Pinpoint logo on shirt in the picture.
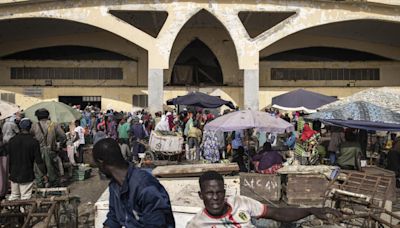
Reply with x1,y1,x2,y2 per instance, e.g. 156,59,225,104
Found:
237,210,250,222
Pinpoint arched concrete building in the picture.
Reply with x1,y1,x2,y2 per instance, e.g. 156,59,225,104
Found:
0,0,400,113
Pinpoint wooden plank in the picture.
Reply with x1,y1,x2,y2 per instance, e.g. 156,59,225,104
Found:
152,163,239,177
240,173,281,202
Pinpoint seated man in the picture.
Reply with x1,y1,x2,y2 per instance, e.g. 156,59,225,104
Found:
252,142,284,174
337,131,362,170
187,171,341,227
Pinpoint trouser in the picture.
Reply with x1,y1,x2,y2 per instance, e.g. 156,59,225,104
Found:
187,138,200,160
34,147,59,187
56,156,64,176
76,144,84,164
119,143,131,161
131,140,144,161
0,155,8,198
9,181,34,200
67,145,76,165
329,151,337,165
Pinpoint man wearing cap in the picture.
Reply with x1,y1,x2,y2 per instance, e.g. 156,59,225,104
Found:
31,108,66,187
8,118,47,200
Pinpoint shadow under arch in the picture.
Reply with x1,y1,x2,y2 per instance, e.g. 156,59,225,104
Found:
1,45,137,61
170,38,223,86
260,47,394,61
167,9,240,87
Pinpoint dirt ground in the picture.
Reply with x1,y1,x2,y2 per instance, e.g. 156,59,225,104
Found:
68,168,109,228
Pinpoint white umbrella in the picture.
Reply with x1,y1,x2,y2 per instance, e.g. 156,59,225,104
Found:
0,100,19,120
204,110,294,133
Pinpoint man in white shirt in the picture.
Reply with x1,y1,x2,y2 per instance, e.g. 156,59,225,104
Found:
74,120,85,163
187,171,341,227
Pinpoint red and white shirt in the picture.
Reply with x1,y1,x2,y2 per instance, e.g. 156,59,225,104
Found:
186,195,268,228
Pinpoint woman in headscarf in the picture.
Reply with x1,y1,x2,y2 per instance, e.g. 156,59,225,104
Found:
106,115,118,140
155,115,170,131
252,142,284,174
301,123,317,142
201,131,220,163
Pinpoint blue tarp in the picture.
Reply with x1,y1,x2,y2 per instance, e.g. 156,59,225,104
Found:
166,92,235,109
320,119,400,132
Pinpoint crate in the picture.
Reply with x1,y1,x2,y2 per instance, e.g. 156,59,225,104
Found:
283,174,329,206
240,173,281,203
72,167,92,181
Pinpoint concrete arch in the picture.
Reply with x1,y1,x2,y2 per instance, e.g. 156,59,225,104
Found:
0,30,146,61
259,19,400,60
165,10,241,86
159,8,241,70
260,35,400,61
0,9,154,51
255,10,400,52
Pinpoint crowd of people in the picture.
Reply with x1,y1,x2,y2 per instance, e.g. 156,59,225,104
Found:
92,138,341,227
2,102,399,203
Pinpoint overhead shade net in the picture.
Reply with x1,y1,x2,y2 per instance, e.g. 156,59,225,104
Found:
166,92,235,109
308,101,400,131
205,110,294,133
272,89,338,113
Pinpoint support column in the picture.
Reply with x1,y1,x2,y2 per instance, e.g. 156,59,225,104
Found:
148,68,163,114
243,69,259,110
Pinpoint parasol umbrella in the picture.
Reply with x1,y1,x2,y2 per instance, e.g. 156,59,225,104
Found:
272,89,338,113
167,91,235,109
0,100,20,120
24,101,82,123
308,101,400,131
204,110,294,133
320,87,400,113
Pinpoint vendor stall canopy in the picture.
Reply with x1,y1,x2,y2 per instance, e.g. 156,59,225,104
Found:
166,91,235,109
205,110,294,133
320,87,400,112
309,88,400,131
271,89,338,113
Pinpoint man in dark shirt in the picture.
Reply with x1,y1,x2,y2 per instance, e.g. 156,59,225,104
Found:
8,118,47,200
129,116,147,162
93,138,175,228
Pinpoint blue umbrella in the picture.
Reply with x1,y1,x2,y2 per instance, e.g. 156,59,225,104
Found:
166,91,235,109
272,89,337,113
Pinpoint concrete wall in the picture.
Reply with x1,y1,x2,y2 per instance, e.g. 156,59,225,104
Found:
0,0,399,112
260,61,400,87
0,86,149,112
2,84,393,112
0,60,139,86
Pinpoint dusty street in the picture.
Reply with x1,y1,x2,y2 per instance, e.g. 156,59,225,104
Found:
68,168,108,228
